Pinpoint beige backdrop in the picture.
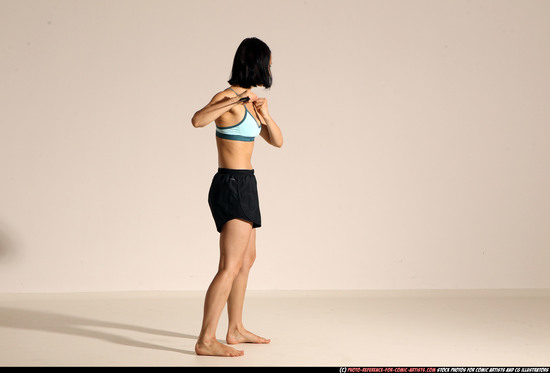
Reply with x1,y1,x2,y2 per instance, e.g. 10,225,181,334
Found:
1,0,549,292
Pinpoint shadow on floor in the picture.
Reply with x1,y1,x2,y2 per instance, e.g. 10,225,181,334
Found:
0,306,198,356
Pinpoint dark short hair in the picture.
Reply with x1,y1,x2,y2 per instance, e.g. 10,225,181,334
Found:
228,37,272,89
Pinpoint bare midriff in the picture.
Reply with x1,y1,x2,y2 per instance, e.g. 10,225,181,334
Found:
216,136,255,170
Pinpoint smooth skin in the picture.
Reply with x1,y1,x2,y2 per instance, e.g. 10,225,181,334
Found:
191,72,283,357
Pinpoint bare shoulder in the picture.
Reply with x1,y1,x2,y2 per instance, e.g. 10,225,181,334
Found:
210,88,236,104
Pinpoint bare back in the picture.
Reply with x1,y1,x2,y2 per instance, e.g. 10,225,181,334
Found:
215,88,263,169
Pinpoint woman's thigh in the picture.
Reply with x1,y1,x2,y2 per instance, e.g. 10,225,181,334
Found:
218,219,254,271
244,228,256,266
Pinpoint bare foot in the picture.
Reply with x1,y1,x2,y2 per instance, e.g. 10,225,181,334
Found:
195,339,244,357
226,327,271,345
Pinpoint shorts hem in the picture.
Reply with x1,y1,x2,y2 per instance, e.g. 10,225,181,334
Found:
217,219,261,233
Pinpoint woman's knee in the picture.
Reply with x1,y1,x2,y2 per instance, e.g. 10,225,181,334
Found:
243,252,256,270
218,262,244,282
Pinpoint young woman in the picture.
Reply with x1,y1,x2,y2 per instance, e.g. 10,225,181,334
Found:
191,37,283,357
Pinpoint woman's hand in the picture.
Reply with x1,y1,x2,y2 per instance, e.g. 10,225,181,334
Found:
253,98,270,119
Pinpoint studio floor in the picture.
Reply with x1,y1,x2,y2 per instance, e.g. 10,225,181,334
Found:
0,289,549,367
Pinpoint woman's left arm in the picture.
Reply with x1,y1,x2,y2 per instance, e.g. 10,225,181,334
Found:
254,98,283,148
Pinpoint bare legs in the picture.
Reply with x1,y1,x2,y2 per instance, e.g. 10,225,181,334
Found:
226,228,271,345
195,219,269,357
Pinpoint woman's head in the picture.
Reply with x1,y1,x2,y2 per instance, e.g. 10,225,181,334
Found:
228,37,272,89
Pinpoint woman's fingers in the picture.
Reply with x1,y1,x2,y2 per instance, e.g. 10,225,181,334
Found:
253,98,269,118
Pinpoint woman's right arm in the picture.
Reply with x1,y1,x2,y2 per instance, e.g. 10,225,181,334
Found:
191,90,250,128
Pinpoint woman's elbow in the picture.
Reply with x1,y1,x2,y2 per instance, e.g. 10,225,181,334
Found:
191,113,201,128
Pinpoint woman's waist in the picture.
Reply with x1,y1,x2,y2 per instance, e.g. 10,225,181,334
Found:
216,139,253,168
217,167,254,175
217,159,254,170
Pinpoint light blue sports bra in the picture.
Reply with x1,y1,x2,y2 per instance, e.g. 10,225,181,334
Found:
215,87,262,142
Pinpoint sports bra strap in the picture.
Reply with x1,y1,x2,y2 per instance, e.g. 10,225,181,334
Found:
228,87,265,125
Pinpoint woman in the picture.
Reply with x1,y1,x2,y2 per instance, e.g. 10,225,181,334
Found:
191,37,283,357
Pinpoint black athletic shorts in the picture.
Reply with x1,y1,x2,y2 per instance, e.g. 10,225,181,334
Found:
208,168,262,233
